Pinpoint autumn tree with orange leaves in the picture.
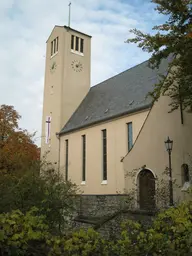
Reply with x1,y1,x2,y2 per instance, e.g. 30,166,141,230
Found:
0,105,78,235
0,105,39,172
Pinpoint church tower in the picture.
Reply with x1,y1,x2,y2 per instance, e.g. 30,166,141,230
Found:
41,26,91,166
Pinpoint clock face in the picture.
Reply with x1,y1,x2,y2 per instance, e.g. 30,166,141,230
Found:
71,60,83,72
50,61,57,73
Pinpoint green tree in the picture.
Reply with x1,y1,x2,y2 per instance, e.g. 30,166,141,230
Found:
112,200,192,255
0,209,107,256
0,167,79,235
0,208,49,256
1,200,191,255
127,0,192,111
0,105,79,236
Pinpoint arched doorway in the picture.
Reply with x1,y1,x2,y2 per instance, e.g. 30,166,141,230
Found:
138,169,156,210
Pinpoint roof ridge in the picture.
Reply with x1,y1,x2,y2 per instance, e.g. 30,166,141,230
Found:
91,58,150,89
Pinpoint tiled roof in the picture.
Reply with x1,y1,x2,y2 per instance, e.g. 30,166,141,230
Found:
60,57,170,134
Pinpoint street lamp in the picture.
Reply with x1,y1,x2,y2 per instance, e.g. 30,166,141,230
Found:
164,136,174,206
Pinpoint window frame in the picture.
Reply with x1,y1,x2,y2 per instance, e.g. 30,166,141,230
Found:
56,36,59,52
102,129,107,182
70,34,84,56
75,36,79,51
51,37,59,57
51,41,53,56
65,139,69,181
82,135,86,182
127,122,133,152
53,39,56,53
181,164,190,184
80,38,84,53
71,35,74,50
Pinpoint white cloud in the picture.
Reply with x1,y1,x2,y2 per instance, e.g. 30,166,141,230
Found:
0,0,164,146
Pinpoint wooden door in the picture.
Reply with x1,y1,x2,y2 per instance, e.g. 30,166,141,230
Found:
139,169,155,210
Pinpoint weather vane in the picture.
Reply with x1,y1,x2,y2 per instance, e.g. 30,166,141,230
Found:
68,1,71,27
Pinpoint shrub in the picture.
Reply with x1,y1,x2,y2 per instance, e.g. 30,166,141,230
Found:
114,200,192,255
0,198,191,255
0,207,49,255
0,167,79,235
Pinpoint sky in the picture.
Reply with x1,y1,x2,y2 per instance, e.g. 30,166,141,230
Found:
0,0,165,146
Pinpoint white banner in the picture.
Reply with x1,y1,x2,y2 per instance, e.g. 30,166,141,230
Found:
45,116,51,144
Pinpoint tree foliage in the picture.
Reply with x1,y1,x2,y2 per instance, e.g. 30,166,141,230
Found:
0,208,49,256
127,0,192,111
0,105,40,171
0,167,79,235
1,200,192,255
0,104,79,238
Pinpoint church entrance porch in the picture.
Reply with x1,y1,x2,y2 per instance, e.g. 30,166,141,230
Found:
138,169,156,210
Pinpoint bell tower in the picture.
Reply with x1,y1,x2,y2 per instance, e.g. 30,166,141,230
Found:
41,25,91,166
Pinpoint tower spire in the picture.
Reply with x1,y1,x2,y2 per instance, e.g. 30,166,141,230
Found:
68,1,71,27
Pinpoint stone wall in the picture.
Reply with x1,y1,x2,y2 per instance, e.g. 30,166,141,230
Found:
72,194,155,238
79,194,131,216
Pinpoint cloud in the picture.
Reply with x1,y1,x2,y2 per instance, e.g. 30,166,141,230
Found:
0,0,164,146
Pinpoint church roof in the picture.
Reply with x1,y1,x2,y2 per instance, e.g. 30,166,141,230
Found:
60,57,170,135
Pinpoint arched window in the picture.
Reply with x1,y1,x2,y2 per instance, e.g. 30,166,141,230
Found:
181,164,190,185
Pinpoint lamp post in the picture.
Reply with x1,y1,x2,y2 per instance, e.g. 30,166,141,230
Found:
164,136,174,206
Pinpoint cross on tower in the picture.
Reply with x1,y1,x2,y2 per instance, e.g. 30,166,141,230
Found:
68,2,71,27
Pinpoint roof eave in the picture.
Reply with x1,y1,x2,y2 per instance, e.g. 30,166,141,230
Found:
59,103,152,136
46,25,92,43
46,25,63,43
64,26,92,38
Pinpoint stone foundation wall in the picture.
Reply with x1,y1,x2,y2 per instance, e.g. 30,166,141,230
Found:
78,194,131,216
71,194,155,238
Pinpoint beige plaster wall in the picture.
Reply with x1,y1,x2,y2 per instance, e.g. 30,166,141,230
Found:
41,26,91,165
60,110,149,194
123,94,192,204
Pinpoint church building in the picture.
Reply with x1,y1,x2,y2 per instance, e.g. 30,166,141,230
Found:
41,25,192,209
